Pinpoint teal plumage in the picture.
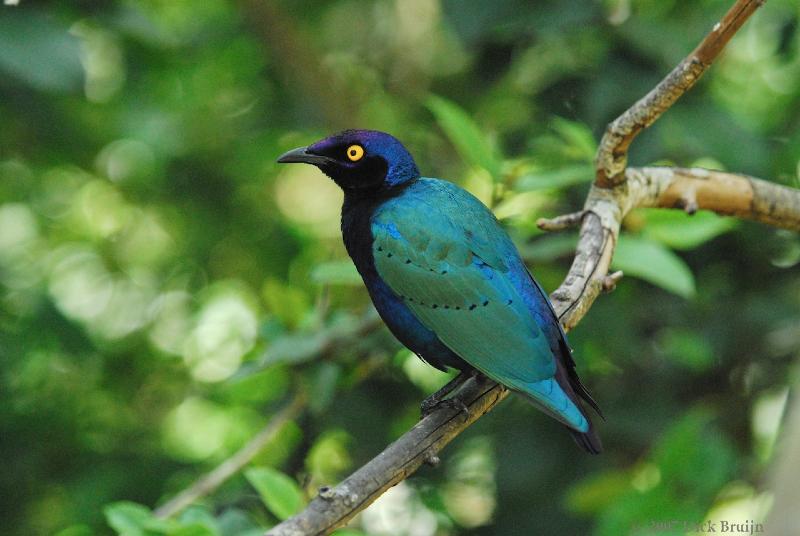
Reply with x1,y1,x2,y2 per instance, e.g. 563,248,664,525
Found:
372,178,589,432
278,129,602,453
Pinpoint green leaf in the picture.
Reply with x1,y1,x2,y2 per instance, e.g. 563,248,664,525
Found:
426,95,502,179
594,410,737,536
215,508,262,536
657,328,715,371
261,332,328,366
306,429,352,483
550,117,597,161
652,409,736,499
519,234,578,263
257,314,366,368
565,469,631,515
251,420,303,468
245,467,305,520
308,361,341,414
638,209,737,250
172,506,219,536
515,164,594,191
55,525,94,536
310,260,362,286
104,501,172,535
222,366,290,404
104,502,151,535
768,230,800,268
169,525,217,536
262,279,310,328
0,11,83,92
611,236,695,298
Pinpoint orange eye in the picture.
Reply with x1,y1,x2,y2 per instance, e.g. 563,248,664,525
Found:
346,144,364,162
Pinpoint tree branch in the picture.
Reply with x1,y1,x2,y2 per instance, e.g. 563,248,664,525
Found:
266,167,800,536
546,166,800,331
266,2,779,534
594,0,765,188
628,167,800,231
152,310,383,518
154,393,307,519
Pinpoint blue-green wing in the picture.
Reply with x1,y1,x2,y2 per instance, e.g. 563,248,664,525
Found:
372,179,588,431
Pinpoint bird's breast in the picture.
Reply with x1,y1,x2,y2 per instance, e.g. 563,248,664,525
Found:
341,196,381,280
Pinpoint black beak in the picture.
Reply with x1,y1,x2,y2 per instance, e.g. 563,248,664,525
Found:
276,146,333,165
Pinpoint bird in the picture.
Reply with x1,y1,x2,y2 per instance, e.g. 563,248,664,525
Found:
277,129,602,453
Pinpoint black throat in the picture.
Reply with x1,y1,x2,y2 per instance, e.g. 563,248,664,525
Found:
340,180,416,280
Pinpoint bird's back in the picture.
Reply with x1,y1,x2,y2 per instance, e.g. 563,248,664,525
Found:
370,178,601,452
279,129,601,452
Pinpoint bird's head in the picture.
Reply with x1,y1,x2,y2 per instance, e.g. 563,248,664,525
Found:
277,130,420,192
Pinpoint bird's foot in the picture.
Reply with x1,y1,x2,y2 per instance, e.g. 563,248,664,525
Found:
420,395,470,420
419,370,471,419
469,368,488,383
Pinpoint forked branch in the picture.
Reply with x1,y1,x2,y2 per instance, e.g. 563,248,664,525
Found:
266,2,779,534
154,394,307,520
268,169,800,536
594,0,765,188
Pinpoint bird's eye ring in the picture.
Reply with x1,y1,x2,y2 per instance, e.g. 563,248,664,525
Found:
346,144,364,162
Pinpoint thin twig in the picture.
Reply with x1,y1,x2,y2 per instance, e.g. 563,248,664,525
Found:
594,0,766,188
536,210,586,231
155,393,307,519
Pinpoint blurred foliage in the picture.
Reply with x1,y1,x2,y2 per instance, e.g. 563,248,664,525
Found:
1,0,799,535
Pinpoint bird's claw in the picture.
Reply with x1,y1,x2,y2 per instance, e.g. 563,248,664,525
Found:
420,396,470,420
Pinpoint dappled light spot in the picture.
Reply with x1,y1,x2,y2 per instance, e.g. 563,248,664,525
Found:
400,349,454,393
148,291,193,356
48,246,114,323
703,483,773,535
72,22,126,103
274,165,342,238
96,139,156,183
162,397,231,461
361,481,439,536
630,463,661,493
0,203,38,255
182,287,258,382
76,180,132,238
751,388,789,463
442,436,497,528
47,244,159,340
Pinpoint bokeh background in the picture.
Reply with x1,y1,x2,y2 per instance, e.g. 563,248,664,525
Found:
2,1,800,535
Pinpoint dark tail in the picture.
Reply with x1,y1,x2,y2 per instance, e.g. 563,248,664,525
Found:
569,420,603,454
554,340,604,455
527,276,603,453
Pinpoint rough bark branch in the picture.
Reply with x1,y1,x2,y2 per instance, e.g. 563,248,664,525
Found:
266,168,800,536
546,166,800,331
270,379,509,536
594,0,765,188
266,2,780,534
154,393,307,519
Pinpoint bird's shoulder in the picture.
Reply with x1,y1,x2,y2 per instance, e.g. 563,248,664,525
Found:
376,177,493,219
372,178,513,270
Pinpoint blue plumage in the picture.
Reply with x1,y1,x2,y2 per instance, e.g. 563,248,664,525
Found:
278,129,602,453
